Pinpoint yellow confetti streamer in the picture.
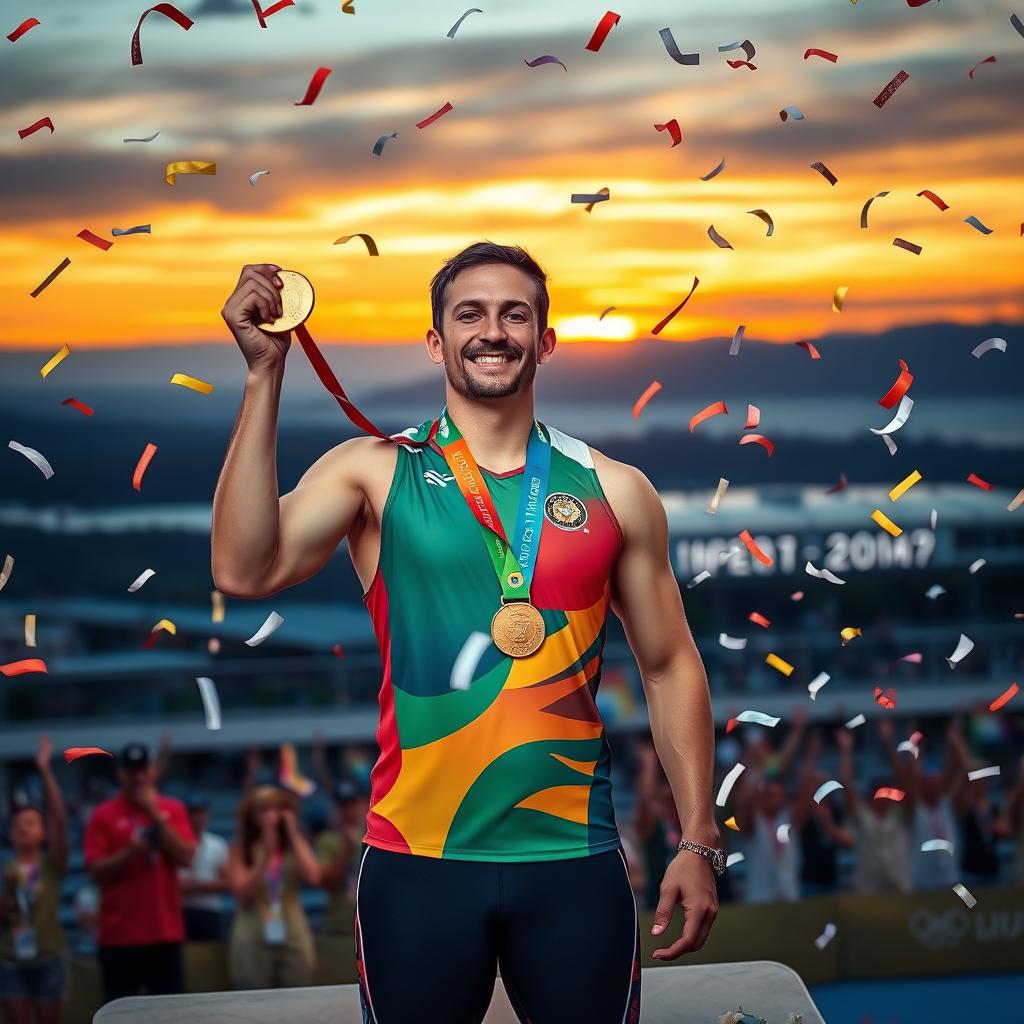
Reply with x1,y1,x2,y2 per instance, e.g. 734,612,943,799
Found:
832,285,848,312
724,816,740,831
25,613,37,647
888,469,922,502
334,232,379,255
165,160,217,186
840,626,862,646
211,589,225,623
151,618,177,635
39,343,70,378
170,372,214,395
765,652,794,676
871,508,903,536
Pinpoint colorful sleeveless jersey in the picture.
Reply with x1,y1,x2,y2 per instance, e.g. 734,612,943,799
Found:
360,416,626,862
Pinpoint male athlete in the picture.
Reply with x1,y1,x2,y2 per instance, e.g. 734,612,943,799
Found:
212,242,722,1023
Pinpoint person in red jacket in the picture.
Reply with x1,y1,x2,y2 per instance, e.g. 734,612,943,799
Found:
84,743,195,1003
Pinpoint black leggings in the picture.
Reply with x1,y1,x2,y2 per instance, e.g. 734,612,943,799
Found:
353,843,641,1024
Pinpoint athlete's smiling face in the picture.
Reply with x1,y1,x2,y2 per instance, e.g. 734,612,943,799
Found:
426,263,556,399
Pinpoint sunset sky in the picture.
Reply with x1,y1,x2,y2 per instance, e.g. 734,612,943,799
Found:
3,0,1021,350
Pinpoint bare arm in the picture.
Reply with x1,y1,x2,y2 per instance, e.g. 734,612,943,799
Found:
228,842,268,906
282,812,322,887
35,736,68,874
599,455,719,850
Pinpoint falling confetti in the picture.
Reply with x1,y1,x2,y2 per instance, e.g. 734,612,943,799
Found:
806,561,846,585
334,233,379,256
871,509,903,537
446,8,483,38
19,116,55,140
195,677,222,730
165,161,216,185
39,343,71,378
971,337,1006,358
689,400,728,433
9,441,54,479
246,610,284,646
716,762,746,806
765,653,794,676
706,478,729,514
946,634,974,669
659,27,698,64
30,258,72,297
810,161,838,186
832,285,848,312
813,780,843,804
651,277,699,335
779,106,804,122
65,748,113,763
132,442,158,490
249,170,271,186
7,17,41,42
654,119,683,147
131,4,194,67
700,157,726,181
170,372,214,395
372,132,398,156
127,569,156,593
524,55,567,72
416,102,454,129
632,381,662,419
586,11,621,52
873,69,910,108
889,470,922,501
295,67,332,105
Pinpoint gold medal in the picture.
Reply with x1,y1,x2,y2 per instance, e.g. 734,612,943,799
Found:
490,600,545,658
258,269,315,334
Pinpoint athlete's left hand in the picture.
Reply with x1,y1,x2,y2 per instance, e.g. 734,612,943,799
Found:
649,852,718,960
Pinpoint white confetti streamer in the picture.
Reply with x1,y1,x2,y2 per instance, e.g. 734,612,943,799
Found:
952,883,977,909
845,713,866,729
968,559,986,574
970,337,1006,358
686,570,712,589
729,325,745,356
707,477,729,514
925,584,946,599
967,765,999,781
814,923,837,950
930,508,938,529
0,554,13,593
870,394,914,436
881,435,898,456
245,610,284,647
736,710,780,727
719,633,748,650
123,130,160,143
127,568,156,593
921,839,954,855
249,169,271,186
808,671,830,699
8,440,54,479
806,560,846,585
897,738,920,758
716,762,745,806
450,631,491,691
726,852,745,867
813,779,843,804
195,676,222,730
946,633,974,669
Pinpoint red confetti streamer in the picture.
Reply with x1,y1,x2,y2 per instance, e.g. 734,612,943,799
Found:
1,658,48,676
906,0,936,6
416,101,454,129
795,340,821,359
77,229,113,251
632,380,662,420
966,473,992,491
803,48,838,63
917,189,949,211
739,434,775,457
749,612,771,628
874,686,897,709
250,0,294,29
790,591,804,601
18,116,55,140
131,4,194,67
873,787,905,802
989,682,1019,712
726,59,756,70
878,358,912,409
295,66,332,105
585,11,620,52
133,442,158,491
968,55,996,80
725,718,740,733
893,237,922,255
65,747,113,763
62,397,95,416
745,404,760,430
810,161,837,186
873,69,910,108
739,530,773,566
825,472,848,494
654,119,682,147
651,276,699,335
7,17,41,42
689,400,728,433
331,643,346,660
30,258,71,298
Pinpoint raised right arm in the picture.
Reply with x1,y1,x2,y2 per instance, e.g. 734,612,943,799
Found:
210,263,380,599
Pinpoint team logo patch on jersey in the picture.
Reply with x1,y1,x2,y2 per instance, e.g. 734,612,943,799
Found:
544,492,588,531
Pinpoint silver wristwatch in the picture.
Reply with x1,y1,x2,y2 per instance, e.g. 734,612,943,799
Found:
676,838,726,876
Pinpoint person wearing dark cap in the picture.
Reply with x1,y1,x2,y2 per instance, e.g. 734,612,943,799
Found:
178,795,230,942
83,742,195,1003
315,779,369,936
